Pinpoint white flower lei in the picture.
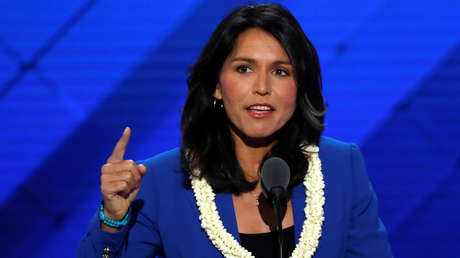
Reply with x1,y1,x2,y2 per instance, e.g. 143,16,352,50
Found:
190,145,325,258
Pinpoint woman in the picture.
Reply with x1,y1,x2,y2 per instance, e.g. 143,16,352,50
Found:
78,3,392,258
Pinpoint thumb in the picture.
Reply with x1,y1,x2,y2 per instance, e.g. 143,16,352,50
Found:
137,164,147,176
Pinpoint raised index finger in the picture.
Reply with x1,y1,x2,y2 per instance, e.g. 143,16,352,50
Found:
107,127,131,163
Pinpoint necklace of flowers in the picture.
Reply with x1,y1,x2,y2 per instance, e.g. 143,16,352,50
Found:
190,145,325,258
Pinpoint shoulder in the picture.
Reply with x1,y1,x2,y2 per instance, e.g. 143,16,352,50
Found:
318,136,360,168
316,136,366,198
319,135,358,154
137,147,185,194
317,136,373,211
140,147,181,170
318,136,367,178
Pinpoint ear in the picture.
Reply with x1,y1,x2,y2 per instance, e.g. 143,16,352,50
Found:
213,83,223,100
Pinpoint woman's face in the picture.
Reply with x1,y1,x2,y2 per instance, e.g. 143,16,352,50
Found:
215,28,297,140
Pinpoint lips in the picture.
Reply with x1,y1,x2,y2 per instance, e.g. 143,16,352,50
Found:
246,103,275,111
246,103,275,118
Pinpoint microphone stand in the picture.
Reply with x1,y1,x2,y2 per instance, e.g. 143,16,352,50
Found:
271,187,285,258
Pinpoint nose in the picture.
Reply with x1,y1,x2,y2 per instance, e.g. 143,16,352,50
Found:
253,72,271,96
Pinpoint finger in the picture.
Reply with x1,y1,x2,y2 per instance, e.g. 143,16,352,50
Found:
107,127,131,163
101,170,139,187
100,161,142,191
101,180,129,197
101,173,141,197
103,180,136,199
137,164,147,176
102,160,138,175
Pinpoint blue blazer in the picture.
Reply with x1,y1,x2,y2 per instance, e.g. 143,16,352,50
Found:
78,136,392,257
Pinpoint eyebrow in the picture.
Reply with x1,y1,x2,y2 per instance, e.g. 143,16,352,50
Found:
230,57,292,65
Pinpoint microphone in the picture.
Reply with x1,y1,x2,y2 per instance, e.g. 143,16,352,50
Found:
261,157,290,203
260,157,290,258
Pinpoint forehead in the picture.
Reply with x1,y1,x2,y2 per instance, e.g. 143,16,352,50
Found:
228,28,290,61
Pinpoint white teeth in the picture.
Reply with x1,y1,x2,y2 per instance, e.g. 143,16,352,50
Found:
248,105,271,111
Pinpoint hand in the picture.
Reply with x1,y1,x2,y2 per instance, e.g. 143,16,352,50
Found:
100,127,147,226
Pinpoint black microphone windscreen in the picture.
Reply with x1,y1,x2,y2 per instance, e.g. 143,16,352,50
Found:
260,157,290,198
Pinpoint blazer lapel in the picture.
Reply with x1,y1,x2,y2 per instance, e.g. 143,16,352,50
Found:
292,183,306,244
186,185,240,243
215,192,240,242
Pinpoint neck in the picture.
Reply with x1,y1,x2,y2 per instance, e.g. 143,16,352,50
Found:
230,125,276,182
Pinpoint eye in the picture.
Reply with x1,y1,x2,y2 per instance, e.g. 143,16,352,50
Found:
273,68,289,76
236,65,252,73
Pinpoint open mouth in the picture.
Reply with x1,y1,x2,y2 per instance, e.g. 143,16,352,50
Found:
246,104,275,111
246,104,275,118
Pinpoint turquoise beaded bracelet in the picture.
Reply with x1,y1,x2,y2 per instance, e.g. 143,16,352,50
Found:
99,203,130,228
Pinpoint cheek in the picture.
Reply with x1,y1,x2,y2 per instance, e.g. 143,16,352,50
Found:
284,97,297,121
280,85,297,111
287,89,297,106
219,77,246,103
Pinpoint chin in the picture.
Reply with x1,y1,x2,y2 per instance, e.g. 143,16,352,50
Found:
245,130,273,138
230,122,280,144
241,128,278,141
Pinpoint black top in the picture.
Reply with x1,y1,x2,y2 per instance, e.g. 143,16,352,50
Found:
239,226,295,258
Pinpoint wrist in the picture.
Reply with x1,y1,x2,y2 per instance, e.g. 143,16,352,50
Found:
103,208,127,221
99,202,130,228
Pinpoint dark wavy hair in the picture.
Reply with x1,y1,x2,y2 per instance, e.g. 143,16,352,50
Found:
180,3,326,194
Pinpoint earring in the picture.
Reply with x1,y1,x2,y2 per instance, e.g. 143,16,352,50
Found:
212,98,224,110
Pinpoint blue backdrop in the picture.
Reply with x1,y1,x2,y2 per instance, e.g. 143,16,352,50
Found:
1,0,459,257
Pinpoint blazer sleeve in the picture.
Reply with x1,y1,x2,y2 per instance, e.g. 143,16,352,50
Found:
345,143,393,258
77,200,162,257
